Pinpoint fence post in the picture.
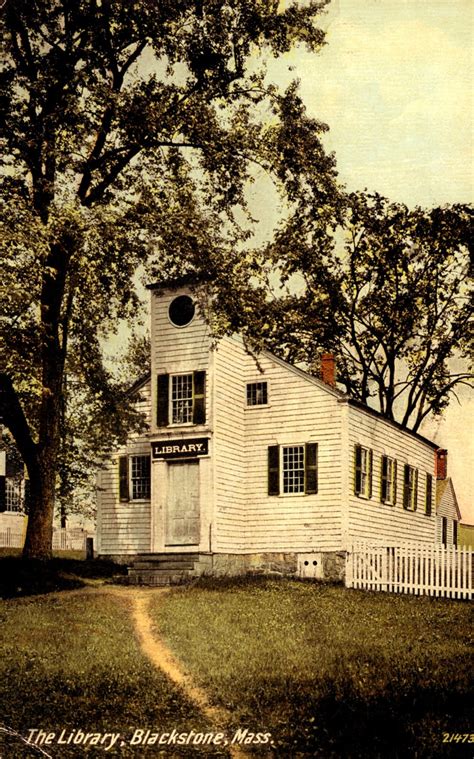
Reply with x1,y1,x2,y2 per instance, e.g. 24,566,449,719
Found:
86,537,94,560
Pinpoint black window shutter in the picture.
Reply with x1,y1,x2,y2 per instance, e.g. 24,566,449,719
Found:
381,455,388,502
393,460,397,505
305,443,318,495
268,446,280,496
0,475,5,512
426,474,432,516
453,520,458,546
354,445,362,495
403,465,410,509
157,374,169,427
413,468,418,511
119,456,129,502
193,371,206,425
368,449,373,498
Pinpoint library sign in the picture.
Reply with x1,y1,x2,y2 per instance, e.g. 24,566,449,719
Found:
151,437,209,460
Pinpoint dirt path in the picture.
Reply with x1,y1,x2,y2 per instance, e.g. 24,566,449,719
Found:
130,589,251,759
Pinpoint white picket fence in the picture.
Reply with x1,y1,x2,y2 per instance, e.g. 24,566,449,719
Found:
0,527,88,551
346,541,473,600
0,527,25,548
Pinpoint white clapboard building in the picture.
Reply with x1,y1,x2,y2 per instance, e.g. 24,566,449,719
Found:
96,280,460,582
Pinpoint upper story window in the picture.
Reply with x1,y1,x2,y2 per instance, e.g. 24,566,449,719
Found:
354,445,373,498
168,295,195,327
403,464,418,511
268,443,318,496
381,455,397,505
171,373,194,424
246,382,268,407
425,473,433,516
119,455,151,502
157,372,206,427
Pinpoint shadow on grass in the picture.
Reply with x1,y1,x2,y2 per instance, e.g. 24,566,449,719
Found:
254,679,472,758
0,556,127,599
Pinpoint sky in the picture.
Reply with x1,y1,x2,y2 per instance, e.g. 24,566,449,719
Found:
267,0,473,520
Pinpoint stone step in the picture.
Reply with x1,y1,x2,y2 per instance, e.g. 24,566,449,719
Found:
132,560,196,571
135,552,200,562
127,569,195,586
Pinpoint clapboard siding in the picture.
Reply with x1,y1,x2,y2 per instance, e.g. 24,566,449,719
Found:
436,479,460,544
215,340,344,553
213,337,247,551
96,381,152,555
150,289,211,433
346,404,437,544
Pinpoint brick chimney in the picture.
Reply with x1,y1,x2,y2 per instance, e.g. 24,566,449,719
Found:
321,353,336,387
435,449,448,480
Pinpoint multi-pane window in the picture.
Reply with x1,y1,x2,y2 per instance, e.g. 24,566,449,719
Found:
5,479,22,511
403,465,418,511
246,382,268,406
171,374,194,424
130,456,151,500
282,445,305,494
381,455,397,505
354,445,373,498
425,473,433,516
268,443,317,496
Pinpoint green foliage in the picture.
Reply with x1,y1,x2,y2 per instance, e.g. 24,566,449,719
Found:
0,0,339,551
260,191,473,430
152,578,473,757
0,593,217,757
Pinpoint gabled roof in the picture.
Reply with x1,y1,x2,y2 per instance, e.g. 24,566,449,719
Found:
436,477,462,521
126,373,151,397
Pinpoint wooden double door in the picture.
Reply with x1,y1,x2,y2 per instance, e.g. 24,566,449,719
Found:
165,461,200,546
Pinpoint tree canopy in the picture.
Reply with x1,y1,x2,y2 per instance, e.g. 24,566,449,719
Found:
256,191,473,431
0,0,339,557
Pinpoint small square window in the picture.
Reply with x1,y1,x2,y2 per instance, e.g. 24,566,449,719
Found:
246,382,268,406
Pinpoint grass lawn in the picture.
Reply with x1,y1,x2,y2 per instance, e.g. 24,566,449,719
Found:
0,591,228,758
151,578,473,758
0,552,127,598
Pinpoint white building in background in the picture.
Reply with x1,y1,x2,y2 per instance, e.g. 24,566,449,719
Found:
96,279,460,583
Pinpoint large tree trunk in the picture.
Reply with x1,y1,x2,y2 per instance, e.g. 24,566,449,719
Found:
22,455,56,559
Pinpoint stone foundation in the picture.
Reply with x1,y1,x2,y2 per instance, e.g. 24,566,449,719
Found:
97,550,346,583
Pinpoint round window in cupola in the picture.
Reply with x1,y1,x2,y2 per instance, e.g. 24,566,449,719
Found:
168,295,195,327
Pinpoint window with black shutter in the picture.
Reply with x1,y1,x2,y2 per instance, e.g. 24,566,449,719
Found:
381,455,396,505
403,465,418,511
453,520,458,546
268,444,318,496
354,444,373,498
158,372,206,426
